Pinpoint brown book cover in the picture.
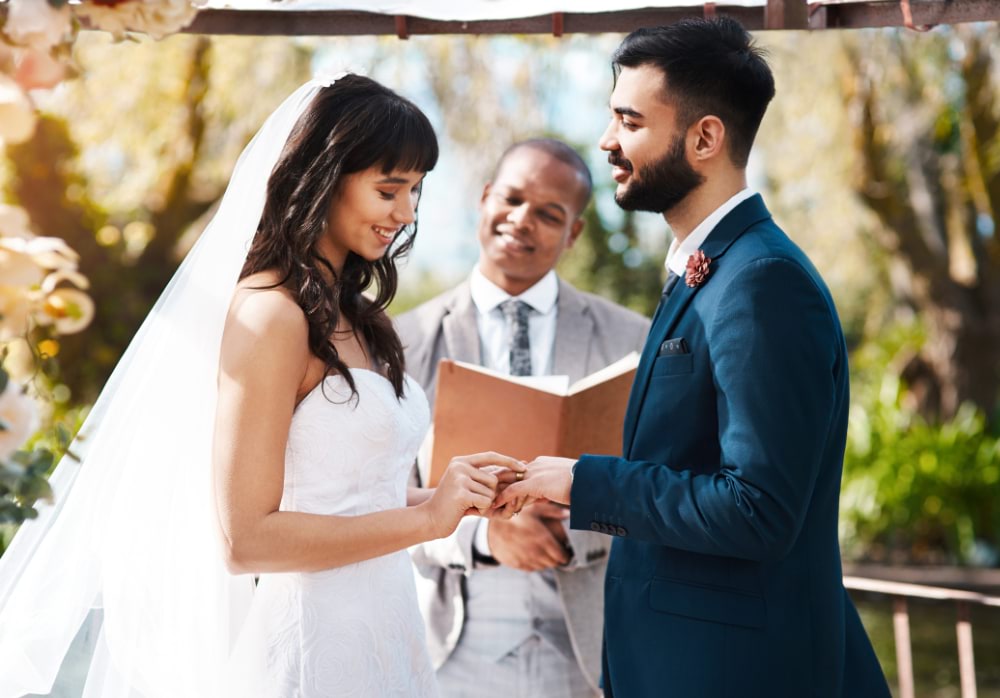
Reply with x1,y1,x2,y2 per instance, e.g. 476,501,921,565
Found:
426,353,639,486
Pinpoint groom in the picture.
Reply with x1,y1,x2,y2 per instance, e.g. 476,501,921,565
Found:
497,18,891,697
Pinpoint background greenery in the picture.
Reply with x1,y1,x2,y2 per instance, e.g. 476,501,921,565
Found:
2,23,998,568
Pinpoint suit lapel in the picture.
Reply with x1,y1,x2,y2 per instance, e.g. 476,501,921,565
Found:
551,280,593,383
440,282,482,366
622,195,773,455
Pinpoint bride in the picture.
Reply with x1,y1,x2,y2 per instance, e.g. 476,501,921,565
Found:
0,74,522,697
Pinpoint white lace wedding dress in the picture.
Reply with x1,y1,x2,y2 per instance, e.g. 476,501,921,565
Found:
226,370,438,698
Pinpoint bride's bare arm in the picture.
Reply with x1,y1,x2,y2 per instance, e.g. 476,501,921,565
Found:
407,487,434,506
213,287,513,575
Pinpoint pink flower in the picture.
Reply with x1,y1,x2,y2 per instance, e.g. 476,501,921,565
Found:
3,0,72,52
15,49,67,91
685,249,712,287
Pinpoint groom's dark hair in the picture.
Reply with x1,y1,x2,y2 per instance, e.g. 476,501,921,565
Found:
613,17,775,168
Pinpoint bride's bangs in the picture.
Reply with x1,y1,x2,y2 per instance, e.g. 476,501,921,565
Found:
350,98,439,177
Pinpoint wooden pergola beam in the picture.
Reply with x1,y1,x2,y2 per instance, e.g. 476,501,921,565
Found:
184,7,764,35
810,0,996,29
179,1,998,36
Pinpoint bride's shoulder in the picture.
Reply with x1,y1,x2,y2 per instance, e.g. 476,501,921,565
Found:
227,272,307,341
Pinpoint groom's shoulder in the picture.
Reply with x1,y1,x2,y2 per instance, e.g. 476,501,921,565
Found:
727,219,819,277
719,221,833,306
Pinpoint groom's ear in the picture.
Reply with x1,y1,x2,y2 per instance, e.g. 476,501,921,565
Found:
690,115,726,164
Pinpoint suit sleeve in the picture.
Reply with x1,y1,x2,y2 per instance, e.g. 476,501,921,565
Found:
409,517,480,577
561,528,611,571
569,258,841,561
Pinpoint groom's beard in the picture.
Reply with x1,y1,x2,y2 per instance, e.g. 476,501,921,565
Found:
611,134,705,214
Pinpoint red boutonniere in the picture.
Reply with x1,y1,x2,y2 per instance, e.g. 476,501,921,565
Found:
685,249,712,287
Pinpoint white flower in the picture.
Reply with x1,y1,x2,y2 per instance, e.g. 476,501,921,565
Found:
0,205,34,239
42,269,90,294
0,241,46,289
2,337,36,383
0,284,39,341
40,288,95,335
0,75,37,146
0,235,80,271
3,0,73,52
75,0,202,41
0,380,40,461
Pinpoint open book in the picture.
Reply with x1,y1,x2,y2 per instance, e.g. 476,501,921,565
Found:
426,352,639,487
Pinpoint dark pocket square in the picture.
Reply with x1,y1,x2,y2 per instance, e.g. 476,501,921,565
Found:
658,337,690,356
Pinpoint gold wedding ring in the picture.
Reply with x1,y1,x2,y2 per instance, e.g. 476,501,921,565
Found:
515,471,524,482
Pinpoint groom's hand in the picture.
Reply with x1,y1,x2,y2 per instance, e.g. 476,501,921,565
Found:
487,502,570,571
494,456,576,508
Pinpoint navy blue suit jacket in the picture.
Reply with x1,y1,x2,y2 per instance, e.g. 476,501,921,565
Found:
570,196,890,698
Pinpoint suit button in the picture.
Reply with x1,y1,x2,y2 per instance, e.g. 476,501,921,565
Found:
591,522,601,532
601,524,613,535
616,526,627,537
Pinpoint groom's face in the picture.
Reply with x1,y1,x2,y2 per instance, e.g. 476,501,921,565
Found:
599,64,704,214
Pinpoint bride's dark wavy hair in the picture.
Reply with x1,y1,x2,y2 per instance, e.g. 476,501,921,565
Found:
240,74,438,400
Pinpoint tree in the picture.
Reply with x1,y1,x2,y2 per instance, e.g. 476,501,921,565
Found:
845,26,1000,422
4,33,314,403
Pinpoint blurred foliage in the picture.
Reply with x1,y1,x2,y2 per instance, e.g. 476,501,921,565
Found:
0,351,91,554
1,27,998,567
0,363,84,530
842,24,1000,422
841,322,1000,565
4,33,314,404
557,194,666,318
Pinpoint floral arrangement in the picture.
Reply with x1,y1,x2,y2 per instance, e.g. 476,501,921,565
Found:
1,0,205,147
0,0,200,524
0,203,92,522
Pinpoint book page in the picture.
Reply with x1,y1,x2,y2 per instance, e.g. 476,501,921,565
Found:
568,351,640,395
450,360,570,395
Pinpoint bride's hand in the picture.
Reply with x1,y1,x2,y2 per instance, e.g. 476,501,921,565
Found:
420,452,525,539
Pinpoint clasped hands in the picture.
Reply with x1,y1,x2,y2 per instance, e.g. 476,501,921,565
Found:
428,453,577,569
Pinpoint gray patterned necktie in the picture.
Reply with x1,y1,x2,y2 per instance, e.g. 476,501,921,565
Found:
499,299,533,376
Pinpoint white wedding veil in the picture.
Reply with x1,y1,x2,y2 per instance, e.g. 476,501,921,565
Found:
0,76,339,698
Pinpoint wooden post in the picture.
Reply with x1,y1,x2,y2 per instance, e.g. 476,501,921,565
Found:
394,15,409,40
551,12,564,37
893,596,916,698
956,601,978,698
764,0,808,29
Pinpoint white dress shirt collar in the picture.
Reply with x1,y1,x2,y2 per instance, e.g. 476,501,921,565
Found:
469,266,559,315
665,188,756,278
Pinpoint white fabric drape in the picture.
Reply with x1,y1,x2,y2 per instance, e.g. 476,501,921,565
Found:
0,78,336,698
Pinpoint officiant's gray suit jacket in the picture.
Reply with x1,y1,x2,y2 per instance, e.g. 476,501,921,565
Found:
396,277,649,693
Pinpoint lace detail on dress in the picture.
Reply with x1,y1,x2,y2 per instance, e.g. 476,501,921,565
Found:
227,371,437,698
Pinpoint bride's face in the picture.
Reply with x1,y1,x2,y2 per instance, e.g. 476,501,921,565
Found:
321,166,425,271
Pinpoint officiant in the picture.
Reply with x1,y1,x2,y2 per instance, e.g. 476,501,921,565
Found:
396,138,649,698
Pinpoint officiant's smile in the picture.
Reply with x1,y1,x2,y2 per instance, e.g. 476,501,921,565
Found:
476,145,590,296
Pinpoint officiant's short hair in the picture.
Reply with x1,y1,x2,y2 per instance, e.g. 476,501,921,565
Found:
492,138,593,213
612,17,775,168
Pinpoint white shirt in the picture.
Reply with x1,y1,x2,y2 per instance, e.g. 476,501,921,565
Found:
469,266,559,377
464,266,569,662
665,188,756,278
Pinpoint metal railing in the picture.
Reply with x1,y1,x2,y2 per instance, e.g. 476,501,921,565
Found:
844,575,1000,698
